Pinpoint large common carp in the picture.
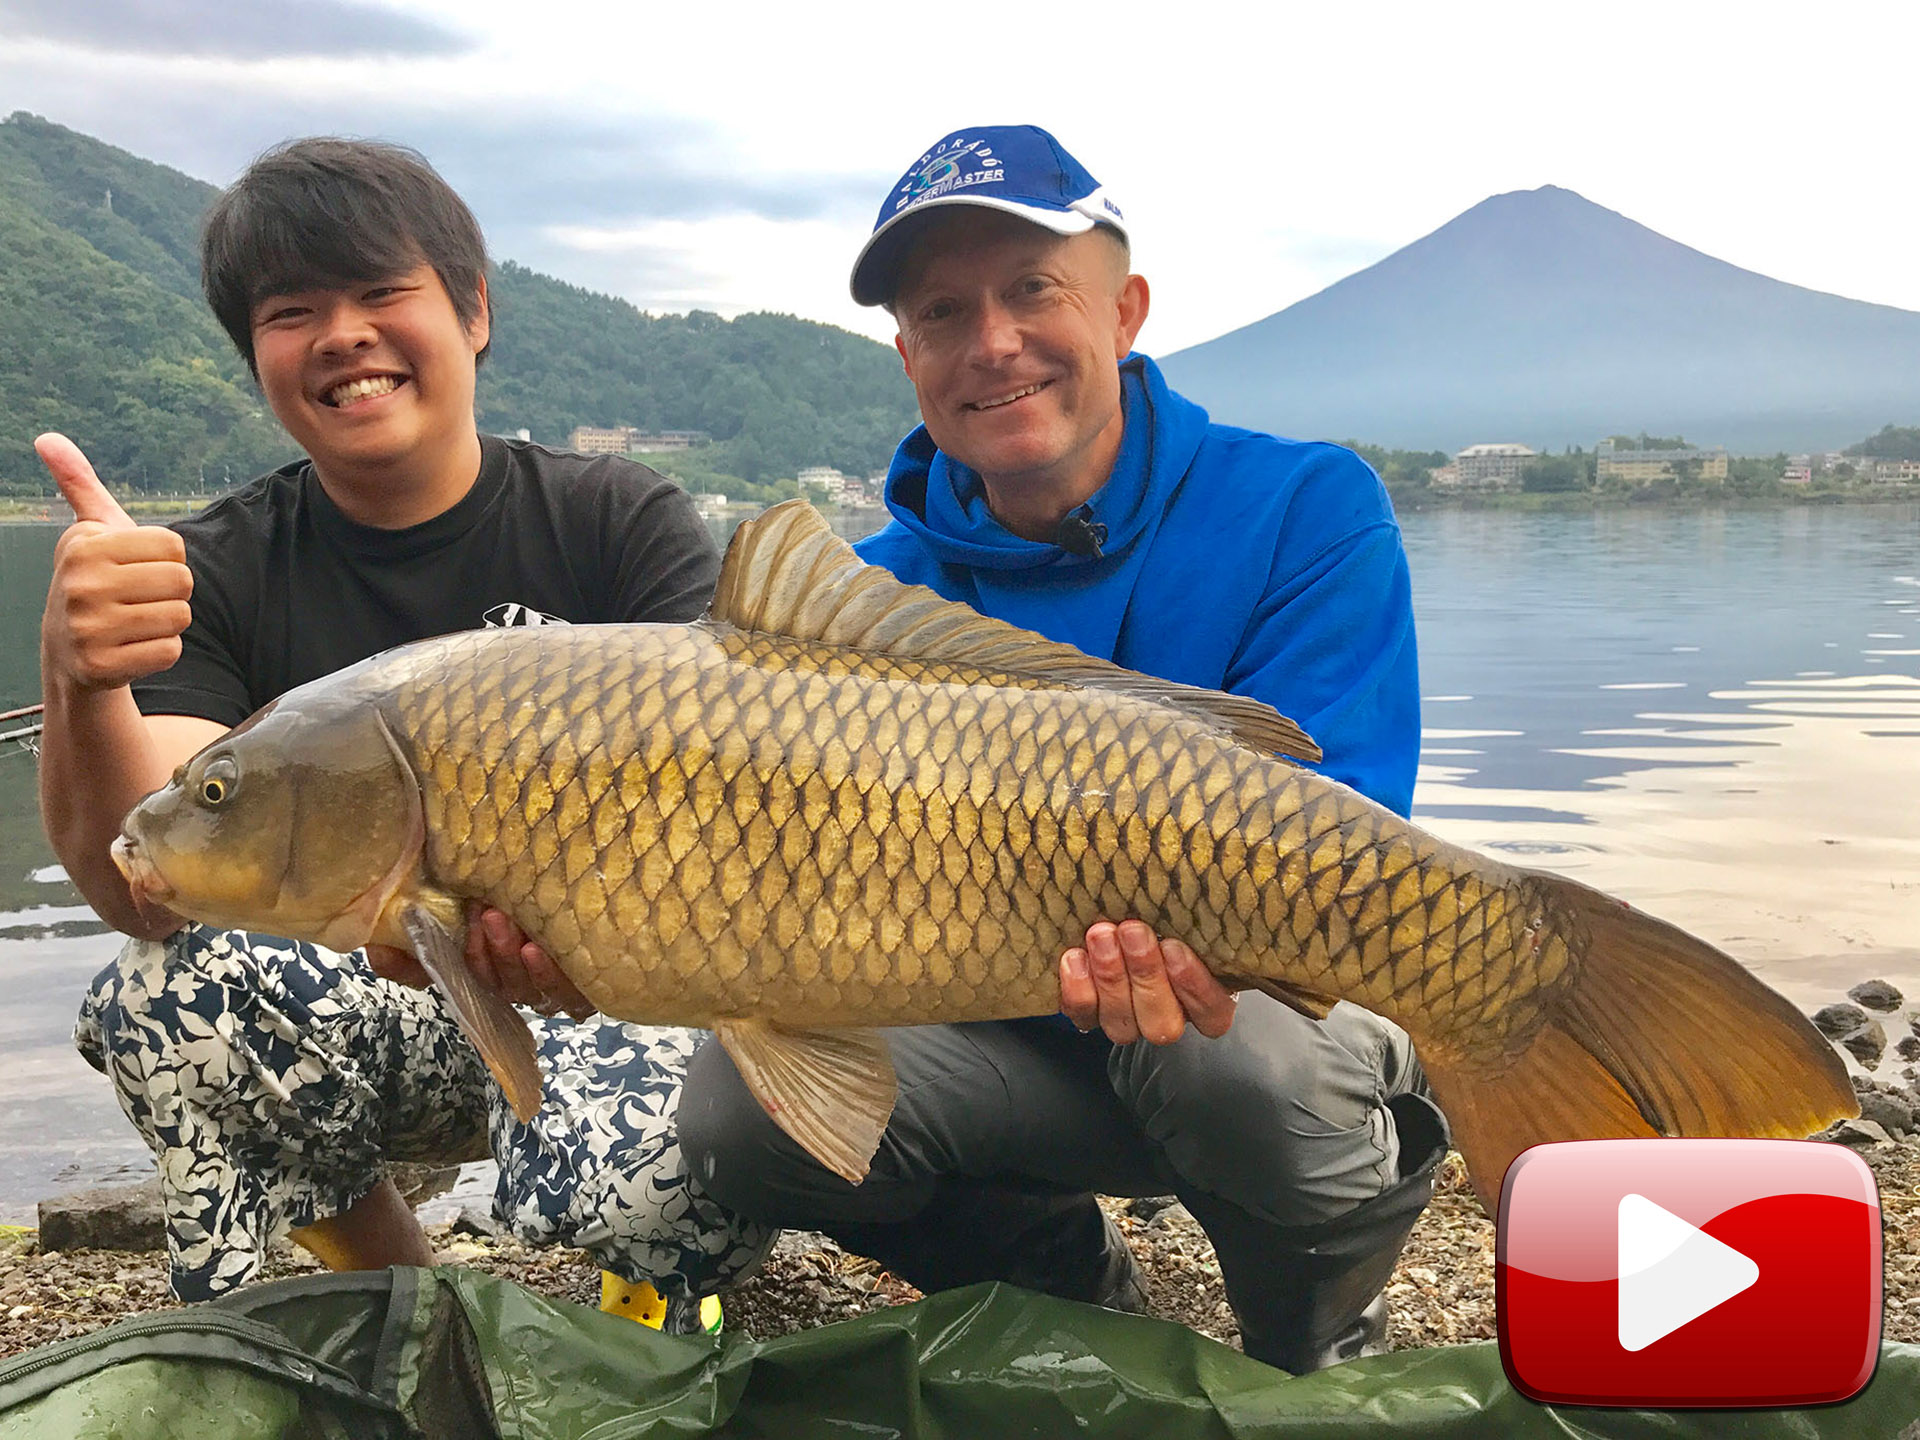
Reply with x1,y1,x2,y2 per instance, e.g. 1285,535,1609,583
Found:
113,501,1854,1205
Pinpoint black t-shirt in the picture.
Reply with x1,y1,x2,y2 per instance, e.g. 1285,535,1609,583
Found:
132,435,720,727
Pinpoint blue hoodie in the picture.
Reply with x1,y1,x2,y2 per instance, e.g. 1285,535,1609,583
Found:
855,353,1419,815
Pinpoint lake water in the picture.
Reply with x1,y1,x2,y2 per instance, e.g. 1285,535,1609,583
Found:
1,503,1916,1222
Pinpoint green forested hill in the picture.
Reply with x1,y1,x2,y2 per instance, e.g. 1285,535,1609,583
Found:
0,113,917,497
0,111,211,302
0,113,294,492
482,265,917,489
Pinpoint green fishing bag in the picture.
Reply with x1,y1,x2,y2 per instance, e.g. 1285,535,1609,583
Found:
1,1267,1916,1438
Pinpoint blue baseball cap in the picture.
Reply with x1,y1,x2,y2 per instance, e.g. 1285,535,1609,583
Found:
850,124,1127,306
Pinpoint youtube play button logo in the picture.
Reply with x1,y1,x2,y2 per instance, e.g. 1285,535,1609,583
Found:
1499,1139,1881,1407
1616,1193,1759,1350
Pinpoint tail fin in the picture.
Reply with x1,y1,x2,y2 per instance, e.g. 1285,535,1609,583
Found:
1422,875,1857,1211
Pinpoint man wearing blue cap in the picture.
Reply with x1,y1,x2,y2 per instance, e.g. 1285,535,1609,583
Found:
679,125,1448,1373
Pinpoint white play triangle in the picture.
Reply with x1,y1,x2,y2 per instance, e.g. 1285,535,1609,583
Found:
1617,1193,1760,1352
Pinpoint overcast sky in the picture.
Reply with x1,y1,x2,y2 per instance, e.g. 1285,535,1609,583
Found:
2,1,1914,354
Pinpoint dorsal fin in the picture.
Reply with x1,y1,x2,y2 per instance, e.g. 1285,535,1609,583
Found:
708,499,1322,764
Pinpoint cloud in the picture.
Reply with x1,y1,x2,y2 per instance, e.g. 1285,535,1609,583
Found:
0,51,884,233
0,0,474,59
527,214,876,326
0,47,897,323
427,119,883,231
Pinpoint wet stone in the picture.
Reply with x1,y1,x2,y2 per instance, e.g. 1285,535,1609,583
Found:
1857,1088,1915,1138
1848,980,1903,1013
1813,1003,1870,1039
1818,1118,1892,1147
1842,1022,1888,1069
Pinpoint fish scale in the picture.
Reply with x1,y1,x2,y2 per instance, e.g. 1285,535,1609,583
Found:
389,621,1552,1059
113,499,1856,1201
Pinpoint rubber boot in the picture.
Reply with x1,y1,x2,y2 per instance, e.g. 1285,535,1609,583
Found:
1085,1210,1152,1315
824,1181,1146,1311
600,1273,723,1335
1194,1091,1449,1374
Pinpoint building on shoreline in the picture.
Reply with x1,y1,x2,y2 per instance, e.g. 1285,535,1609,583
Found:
1596,438,1728,483
1431,443,1536,492
566,425,712,455
798,474,852,503
1867,458,1920,484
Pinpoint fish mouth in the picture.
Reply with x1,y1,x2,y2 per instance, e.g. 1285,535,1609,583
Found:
110,834,175,906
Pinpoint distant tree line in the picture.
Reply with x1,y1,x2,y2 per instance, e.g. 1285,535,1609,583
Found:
481,264,918,493
1601,433,1688,452
1339,442,1450,491
1348,426,1919,502
1845,425,1920,462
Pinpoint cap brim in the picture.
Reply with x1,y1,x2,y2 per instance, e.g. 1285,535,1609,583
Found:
849,195,1099,307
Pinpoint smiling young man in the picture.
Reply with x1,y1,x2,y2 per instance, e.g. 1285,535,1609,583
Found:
679,125,1449,1373
36,138,768,1323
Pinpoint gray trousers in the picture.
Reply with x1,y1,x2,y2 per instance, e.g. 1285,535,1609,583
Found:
679,996,1444,1317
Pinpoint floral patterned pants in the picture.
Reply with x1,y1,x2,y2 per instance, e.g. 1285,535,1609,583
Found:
74,925,775,1302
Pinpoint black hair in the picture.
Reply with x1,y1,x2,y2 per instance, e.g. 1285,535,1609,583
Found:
201,137,492,374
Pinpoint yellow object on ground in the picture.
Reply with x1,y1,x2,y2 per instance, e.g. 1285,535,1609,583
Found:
600,1272,722,1334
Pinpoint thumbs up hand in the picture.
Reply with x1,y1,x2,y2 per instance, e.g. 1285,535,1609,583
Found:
38,434,195,692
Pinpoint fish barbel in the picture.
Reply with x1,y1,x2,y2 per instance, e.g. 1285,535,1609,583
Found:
113,501,1854,1204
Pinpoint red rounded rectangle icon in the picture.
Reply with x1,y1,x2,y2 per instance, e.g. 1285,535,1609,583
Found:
1498,1138,1881,1408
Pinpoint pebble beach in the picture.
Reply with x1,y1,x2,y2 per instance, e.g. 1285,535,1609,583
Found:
3,1134,1915,1366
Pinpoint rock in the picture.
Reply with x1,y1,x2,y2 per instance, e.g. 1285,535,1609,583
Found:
1127,1196,1180,1222
1848,980,1903,1012
1148,1202,1201,1238
36,1180,164,1253
451,1205,504,1239
1813,1003,1870,1038
1817,1118,1891,1147
388,1162,463,1208
1896,1036,1920,1064
1841,1022,1888,1069
1857,1088,1915,1138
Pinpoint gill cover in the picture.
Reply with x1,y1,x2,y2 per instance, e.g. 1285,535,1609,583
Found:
121,694,425,950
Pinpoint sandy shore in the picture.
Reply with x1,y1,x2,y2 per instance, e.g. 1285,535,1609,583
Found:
3,1140,1914,1365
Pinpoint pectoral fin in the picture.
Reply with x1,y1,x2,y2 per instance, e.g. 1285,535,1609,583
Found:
714,1019,896,1185
1218,972,1341,1020
401,902,544,1123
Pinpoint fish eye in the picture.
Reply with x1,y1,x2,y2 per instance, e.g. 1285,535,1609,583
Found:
199,756,240,807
